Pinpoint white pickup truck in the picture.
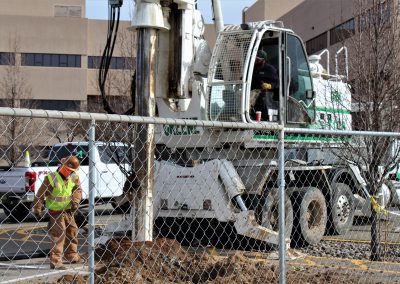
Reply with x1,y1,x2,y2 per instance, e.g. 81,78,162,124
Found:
0,141,131,222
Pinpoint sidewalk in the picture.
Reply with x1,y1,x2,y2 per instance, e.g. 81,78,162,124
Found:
0,258,88,284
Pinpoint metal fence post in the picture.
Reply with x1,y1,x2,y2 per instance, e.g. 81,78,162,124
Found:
88,120,96,284
278,127,286,284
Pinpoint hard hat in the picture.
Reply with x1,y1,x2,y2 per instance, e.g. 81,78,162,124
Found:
257,50,268,60
61,156,80,171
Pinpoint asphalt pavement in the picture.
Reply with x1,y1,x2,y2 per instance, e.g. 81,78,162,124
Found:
0,205,123,283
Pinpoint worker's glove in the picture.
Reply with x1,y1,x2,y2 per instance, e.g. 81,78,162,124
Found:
70,202,79,212
33,210,43,220
261,82,272,90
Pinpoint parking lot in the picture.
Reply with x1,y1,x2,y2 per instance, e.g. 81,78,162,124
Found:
0,205,125,283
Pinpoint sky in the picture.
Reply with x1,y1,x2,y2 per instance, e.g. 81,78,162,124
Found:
86,0,257,25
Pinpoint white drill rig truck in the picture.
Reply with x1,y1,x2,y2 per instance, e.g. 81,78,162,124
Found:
104,0,395,248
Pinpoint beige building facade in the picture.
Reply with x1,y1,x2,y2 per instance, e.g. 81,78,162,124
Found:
246,0,356,55
0,0,134,112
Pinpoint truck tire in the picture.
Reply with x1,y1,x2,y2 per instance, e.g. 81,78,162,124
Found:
257,188,294,237
327,183,355,235
291,187,327,247
2,201,31,222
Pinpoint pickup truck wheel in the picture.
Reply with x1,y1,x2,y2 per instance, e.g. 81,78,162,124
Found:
327,183,355,235
257,188,294,237
112,202,131,214
291,187,327,247
2,201,31,222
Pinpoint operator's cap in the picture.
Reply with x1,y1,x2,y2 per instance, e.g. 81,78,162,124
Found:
61,155,80,171
257,50,268,60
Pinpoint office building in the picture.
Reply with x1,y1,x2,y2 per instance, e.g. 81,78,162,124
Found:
0,0,134,113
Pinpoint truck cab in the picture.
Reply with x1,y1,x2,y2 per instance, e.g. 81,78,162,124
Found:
208,22,315,127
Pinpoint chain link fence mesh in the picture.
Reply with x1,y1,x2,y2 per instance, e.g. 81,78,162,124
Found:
0,108,400,283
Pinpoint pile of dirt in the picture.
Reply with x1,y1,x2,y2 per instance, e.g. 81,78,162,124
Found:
55,237,366,284
56,274,87,284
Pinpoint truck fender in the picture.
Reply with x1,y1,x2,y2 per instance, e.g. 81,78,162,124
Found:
345,164,370,198
334,165,371,217
385,179,400,206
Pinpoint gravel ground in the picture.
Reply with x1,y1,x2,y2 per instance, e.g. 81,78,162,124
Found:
300,240,400,262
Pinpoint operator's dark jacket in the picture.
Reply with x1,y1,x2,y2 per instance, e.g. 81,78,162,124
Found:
251,62,279,90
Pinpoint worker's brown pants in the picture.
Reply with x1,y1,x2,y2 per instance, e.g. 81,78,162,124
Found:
48,211,79,267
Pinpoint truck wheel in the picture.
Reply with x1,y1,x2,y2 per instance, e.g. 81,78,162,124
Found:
258,188,294,237
327,183,355,235
112,202,131,214
291,187,327,247
2,201,31,222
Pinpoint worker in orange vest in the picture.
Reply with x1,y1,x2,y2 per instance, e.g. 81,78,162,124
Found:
33,155,83,270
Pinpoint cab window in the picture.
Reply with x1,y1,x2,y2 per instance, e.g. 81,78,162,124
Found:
286,35,314,124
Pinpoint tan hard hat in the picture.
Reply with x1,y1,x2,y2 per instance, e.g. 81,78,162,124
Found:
61,155,80,171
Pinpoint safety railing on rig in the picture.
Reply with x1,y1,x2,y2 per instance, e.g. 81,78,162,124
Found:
0,107,400,284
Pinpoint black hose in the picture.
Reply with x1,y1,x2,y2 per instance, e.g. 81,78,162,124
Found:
98,4,123,115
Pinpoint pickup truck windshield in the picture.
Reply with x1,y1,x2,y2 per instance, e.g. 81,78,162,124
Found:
98,145,131,164
49,145,89,166
48,144,131,166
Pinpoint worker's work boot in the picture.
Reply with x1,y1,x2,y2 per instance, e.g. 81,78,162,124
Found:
50,263,67,270
66,255,85,264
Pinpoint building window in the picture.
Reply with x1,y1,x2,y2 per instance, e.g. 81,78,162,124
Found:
330,18,355,45
0,52,15,65
0,99,11,107
87,95,131,113
87,95,103,112
87,56,101,69
54,5,82,17
88,56,135,70
21,100,81,111
305,32,327,55
21,53,81,68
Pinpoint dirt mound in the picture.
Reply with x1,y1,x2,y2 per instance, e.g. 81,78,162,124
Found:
54,237,365,284
93,237,280,283
55,274,87,284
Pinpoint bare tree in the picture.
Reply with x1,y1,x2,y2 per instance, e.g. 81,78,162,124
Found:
0,36,34,166
87,17,138,207
337,0,400,261
47,25,136,145
47,119,88,144
95,19,136,116
87,19,137,145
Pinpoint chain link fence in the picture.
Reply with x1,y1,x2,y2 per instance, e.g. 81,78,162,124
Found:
0,107,400,283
